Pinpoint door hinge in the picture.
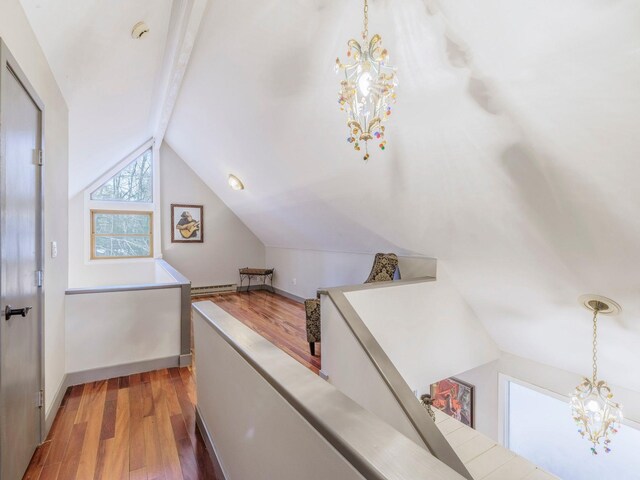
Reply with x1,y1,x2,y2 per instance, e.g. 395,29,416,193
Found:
37,390,44,408
36,270,43,287
37,150,43,166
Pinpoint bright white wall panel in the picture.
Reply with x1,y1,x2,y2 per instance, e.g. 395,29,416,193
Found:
65,288,181,372
321,297,423,445
266,248,384,299
194,310,367,480
344,271,500,395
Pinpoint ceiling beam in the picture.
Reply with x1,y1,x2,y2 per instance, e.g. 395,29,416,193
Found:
151,0,208,144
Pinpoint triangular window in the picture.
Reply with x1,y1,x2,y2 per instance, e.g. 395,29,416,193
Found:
90,148,153,202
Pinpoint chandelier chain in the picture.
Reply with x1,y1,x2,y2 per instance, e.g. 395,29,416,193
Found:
362,0,369,41
592,309,598,383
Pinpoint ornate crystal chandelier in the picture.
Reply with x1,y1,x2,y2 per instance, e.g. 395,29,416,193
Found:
570,295,623,455
335,0,397,161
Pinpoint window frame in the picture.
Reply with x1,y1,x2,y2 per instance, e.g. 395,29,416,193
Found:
90,209,154,260
83,139,160,263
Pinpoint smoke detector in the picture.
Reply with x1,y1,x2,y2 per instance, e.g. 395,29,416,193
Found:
131,22,149,39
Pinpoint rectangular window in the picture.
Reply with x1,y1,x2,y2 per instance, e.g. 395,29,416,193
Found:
91,210,153,259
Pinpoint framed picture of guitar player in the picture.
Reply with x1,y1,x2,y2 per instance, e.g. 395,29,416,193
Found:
171,204,203,243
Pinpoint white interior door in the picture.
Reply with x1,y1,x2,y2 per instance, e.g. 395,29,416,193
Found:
0,42,44,480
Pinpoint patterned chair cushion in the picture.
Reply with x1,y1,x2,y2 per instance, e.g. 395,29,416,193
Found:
304,298,321,343
364,253,399,283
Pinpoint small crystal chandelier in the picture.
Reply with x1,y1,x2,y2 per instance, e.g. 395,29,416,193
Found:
570,295,623,455
335,0,397,161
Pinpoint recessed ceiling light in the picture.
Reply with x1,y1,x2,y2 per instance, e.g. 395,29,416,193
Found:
228,174,244,191
131,22,150,39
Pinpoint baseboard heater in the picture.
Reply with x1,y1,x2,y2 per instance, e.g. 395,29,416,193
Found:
191,284,237,297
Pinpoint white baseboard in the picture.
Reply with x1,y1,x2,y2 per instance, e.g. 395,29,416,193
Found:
65,355,180,387
45,375,69,437
273,287,305,303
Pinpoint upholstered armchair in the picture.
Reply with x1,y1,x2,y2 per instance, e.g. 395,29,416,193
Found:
304,253,399,356
364,253,399,283
304,299,321,356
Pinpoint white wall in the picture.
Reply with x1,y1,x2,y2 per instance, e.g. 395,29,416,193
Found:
68,140,162,288
68,141,265,288
161,142,265,287
266,247,415,299
67,187,149,288
454,360,500,441
67,191,164,287
321,297,424,446
344,268,500,395
65,288,181,373
65,260,178,289
194,307,367,480
0,0,69,415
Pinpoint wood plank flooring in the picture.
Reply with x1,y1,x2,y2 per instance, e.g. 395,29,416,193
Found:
200,290,321,374
24,291,315,479
23,368,218,480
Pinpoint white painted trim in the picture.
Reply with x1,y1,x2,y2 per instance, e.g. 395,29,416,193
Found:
66,355,179,386
497,373,510,447
152,141,162,257
44,374,68,437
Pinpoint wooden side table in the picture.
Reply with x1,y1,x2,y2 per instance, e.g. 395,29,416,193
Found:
239,268,275,294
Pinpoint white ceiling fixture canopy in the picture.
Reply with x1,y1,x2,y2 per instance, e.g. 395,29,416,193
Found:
131,21,150,39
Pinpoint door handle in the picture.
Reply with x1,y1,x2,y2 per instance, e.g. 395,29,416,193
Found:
4,305,33,320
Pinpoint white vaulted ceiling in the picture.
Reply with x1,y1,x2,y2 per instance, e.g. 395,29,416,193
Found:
164,0,640,391
20,0,173,195
17,0,640,392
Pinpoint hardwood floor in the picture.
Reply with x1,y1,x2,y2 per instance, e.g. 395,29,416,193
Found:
199,290,321,374
23,367,218,480
23,291,315,479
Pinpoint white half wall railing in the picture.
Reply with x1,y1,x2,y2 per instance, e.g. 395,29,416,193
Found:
319,261,558,479
55,260,191,434
320,284,474,479
192,301,468,480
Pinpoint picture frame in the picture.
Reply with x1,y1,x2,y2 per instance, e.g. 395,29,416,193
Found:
430,377,474,428
171,204,203,243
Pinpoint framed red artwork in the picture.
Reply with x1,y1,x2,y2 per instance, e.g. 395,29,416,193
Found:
430,377,475,428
